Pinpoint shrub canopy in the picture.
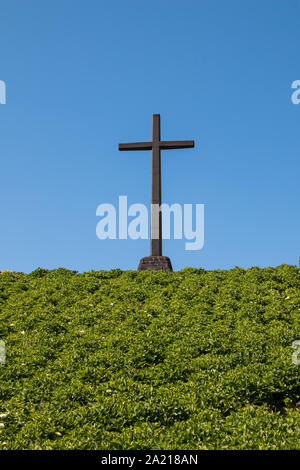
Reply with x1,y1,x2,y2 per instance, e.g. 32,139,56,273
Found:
0,265,299,449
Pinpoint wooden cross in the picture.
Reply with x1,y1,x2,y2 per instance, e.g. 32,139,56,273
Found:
119,114,194,257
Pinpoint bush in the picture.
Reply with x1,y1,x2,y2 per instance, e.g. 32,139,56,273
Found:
0,265,299,449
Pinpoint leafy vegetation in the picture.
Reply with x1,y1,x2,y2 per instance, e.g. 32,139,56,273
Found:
0,265,299,449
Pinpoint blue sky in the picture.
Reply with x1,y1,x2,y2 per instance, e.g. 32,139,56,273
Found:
0,0,299,272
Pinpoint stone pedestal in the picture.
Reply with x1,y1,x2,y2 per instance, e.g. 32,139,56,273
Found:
138,256,173,272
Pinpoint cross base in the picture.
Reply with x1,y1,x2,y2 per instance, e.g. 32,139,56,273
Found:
138,256,173,272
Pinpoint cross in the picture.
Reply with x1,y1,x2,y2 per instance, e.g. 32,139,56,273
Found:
119,114,194,257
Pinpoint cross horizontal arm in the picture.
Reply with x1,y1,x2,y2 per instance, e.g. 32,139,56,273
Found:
159,140,195,150
119,142,153,151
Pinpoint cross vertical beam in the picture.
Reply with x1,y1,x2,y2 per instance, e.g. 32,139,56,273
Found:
118,114,194,269
151,114,162,256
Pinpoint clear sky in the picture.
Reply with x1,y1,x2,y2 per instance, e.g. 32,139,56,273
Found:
0,0,299,272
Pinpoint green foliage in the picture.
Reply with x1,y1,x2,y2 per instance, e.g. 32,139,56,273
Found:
0,265,299,449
